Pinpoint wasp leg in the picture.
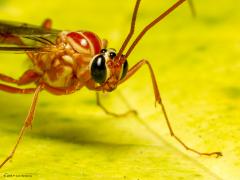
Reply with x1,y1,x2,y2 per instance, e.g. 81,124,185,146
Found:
0,83,36,94
43,81,85,95
18,70,41,85
0,70,41,86
0,74,18,84
102,39,108,49
96,92,137,117
42,18,52,30
188,0,196,17
120,59,222,157
0,84,43,169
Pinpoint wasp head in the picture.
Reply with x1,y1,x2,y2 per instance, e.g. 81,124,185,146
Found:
89,48,128,91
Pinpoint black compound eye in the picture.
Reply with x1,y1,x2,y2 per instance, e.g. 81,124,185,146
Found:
100,49,107,53
120,60,128,80
109,52,116,59
91,55,107,84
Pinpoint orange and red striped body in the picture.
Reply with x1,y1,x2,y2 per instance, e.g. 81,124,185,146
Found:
28,31,104,89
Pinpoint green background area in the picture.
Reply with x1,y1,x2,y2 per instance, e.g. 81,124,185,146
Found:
0,0,240,179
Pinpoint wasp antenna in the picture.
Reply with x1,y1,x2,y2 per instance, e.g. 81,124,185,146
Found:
188,0,196,18
117,0,141,57
125,0,186,58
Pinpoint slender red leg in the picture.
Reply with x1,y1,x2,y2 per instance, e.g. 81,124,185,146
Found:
0,70,40,86
43,81,84,95
0,76,85,95
0,84,43,169
0,70,40,94
0,84,36,94
120,59,222,157
42,19,52,30
96,92,137,117
18,70,41,85
102,39,108,49
0,74,17,84
188,0,196,17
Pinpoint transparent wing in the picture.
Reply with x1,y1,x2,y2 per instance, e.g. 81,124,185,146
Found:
0,20,61,53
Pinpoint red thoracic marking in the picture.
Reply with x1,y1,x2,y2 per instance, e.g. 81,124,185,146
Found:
83,31,101,54
67,32,90,49
67,31,102,54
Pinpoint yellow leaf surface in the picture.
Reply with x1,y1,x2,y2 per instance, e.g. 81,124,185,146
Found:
0,0,239,179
